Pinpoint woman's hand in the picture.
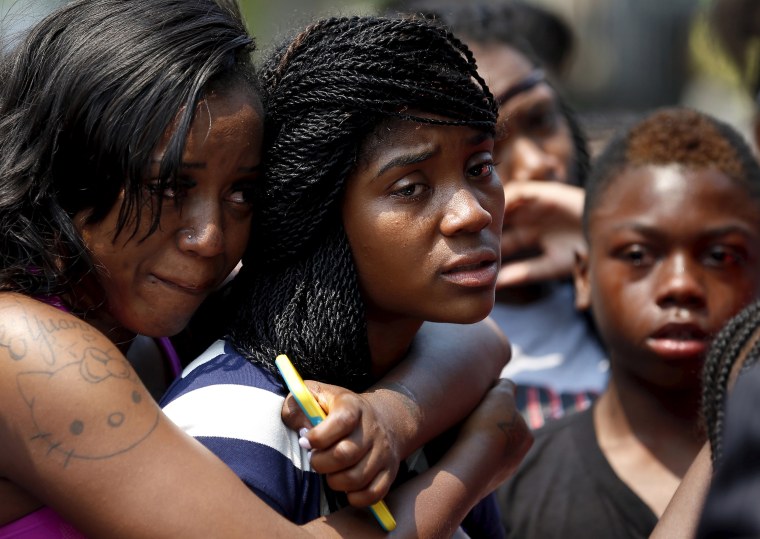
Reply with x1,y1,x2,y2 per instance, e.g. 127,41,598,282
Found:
282,381,401,507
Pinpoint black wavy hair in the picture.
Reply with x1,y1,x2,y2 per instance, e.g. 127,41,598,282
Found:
702,300,760,466
0,0,255,298
227,15,497,390
583,107,760,238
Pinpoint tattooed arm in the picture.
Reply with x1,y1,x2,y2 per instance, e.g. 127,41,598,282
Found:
0,293,528,538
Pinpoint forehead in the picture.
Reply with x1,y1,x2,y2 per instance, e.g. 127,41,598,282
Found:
467,42,534,99
155,86,263,159
358,115,489,165
589,164,760,235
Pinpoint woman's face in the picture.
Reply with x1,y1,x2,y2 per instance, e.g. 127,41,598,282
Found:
468,42,576,185
342,116,504,325
76,87,263,338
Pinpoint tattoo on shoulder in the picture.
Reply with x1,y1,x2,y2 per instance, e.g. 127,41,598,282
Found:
0,300,98,366
17,346,159,466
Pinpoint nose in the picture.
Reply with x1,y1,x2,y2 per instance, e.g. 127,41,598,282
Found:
507,137,562,183
440,187,493,236
177,203,225,257
654,253,706,310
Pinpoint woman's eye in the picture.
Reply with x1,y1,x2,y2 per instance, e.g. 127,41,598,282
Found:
390,183,428,199
527,109,559,134
227,188,255,207
468,161,494,179
146,182,178,199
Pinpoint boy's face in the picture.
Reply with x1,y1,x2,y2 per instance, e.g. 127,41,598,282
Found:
575,164,760,388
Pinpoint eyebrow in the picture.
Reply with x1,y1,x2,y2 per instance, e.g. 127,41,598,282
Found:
374,131,492,179
612,222,758,239
495,69,546,106
375,148,439,178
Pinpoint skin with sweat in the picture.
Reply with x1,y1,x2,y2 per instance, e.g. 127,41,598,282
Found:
343,116,504,376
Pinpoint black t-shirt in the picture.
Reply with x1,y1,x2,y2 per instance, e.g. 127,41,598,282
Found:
497,407,658,538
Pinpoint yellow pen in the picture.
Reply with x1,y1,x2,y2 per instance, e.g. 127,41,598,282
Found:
275,354,397,532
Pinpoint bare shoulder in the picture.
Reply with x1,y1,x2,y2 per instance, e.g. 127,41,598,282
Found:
0,292,104,368
0,292,159,475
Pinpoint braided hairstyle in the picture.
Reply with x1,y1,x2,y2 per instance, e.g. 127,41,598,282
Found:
227,15,496,390
382,1,590,187
702,300,760,466
583,107,760,237
0,0,255,298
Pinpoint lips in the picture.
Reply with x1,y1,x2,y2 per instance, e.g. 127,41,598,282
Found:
150,274,216,297
440,250,499,287
647,322,710,358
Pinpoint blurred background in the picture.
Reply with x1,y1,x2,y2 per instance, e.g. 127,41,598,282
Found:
1,0,755,146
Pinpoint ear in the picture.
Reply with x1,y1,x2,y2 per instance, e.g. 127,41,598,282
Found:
573,248,591,311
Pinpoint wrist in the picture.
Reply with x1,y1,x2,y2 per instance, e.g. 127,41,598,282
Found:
363,382,421,459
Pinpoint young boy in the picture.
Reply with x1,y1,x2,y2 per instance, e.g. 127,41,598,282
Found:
497,107,760,538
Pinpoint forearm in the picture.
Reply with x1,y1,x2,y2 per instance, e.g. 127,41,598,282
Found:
311,423,516,538
650,442,712,539
364,318,509,458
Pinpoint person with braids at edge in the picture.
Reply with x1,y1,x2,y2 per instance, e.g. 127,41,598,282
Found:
382,0,607,429
161,14,530,538
696,301,760,538
0,0,530,537
498,107,760,538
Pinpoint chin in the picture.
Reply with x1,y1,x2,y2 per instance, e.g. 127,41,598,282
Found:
122,312,191,339
432,301,495,325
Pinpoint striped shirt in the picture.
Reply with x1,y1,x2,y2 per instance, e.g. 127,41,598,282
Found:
160,340,322,523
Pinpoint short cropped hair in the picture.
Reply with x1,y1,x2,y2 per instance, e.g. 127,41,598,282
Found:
583,107,760,237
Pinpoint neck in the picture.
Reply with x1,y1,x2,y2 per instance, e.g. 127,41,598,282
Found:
65,285,136,354
365,314,423,379
595,366,704,470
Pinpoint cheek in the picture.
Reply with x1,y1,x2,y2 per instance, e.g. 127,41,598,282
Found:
226,218,252,262
710,279,760,319
546,132,574,166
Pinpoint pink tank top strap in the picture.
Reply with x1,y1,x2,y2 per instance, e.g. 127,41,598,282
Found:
0,506,85,538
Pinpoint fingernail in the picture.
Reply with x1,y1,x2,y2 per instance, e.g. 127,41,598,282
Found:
307,450,313,463
299,436,312,450
299,428,310,438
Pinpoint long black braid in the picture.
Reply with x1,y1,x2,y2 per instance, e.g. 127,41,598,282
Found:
226,15,496,390
702,300,760,466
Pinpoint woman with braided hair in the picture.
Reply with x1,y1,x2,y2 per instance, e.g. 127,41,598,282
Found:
162,14,529,537
0,1,527,537
383,0,607,429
